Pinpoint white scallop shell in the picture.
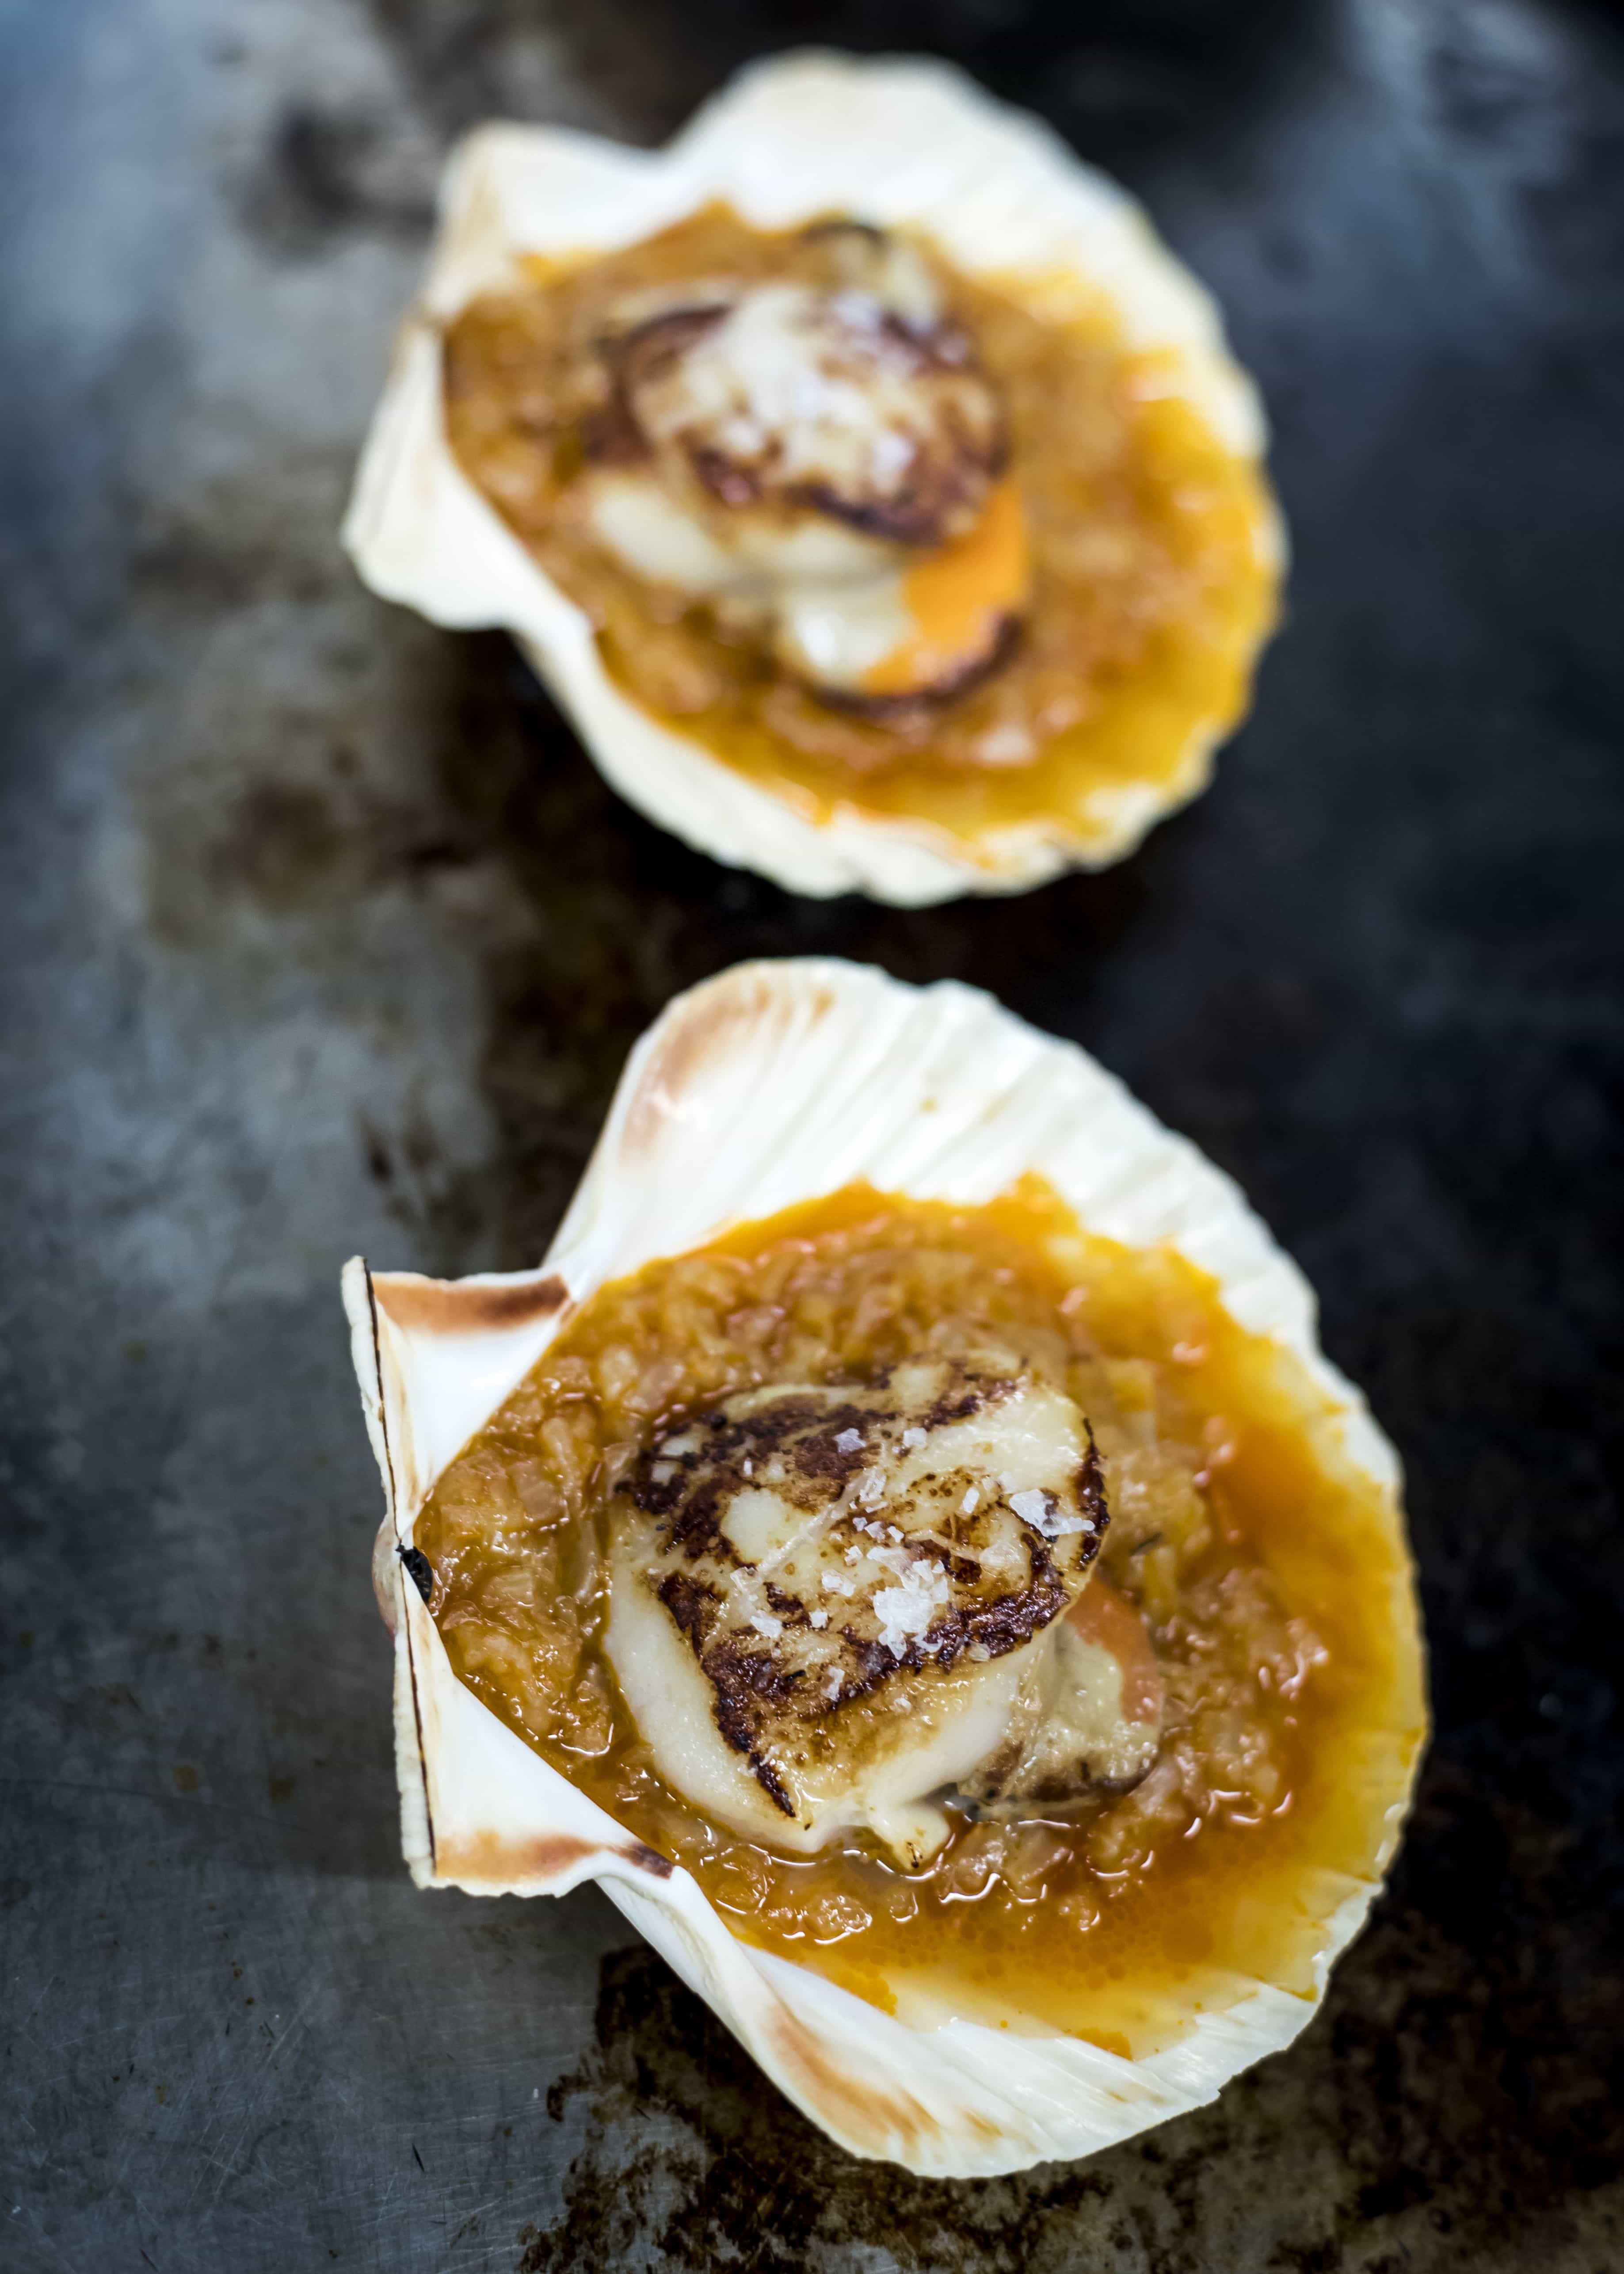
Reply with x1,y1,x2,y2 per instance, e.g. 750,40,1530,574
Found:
343,51,1284,905
342,958,1423,2176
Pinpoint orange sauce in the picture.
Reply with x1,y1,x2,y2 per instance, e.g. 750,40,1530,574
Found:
416,1181,1425,2056
864,475,1030,698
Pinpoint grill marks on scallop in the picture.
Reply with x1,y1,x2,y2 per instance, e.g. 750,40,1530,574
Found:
560,219,1033,710
590,259,1007,551
615,1361,1106,1808
586,303,729,473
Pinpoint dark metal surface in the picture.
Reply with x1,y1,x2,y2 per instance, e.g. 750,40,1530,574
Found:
2,3,1621,2267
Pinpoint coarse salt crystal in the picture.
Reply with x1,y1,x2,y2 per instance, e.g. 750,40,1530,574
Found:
834,1428,864,1454
1010,1487,1086,1540
901,1427,927,1450
961,1486,980,1515
750,1610,783,1640
872,1560,951,1657
824,1667,844,1702
809,1609,829,1629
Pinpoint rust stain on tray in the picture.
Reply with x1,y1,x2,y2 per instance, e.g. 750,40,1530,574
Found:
516,1944,1122,2273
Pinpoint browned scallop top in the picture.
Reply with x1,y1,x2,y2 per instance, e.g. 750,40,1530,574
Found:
592,270,1006,547
620,1362,1106,1804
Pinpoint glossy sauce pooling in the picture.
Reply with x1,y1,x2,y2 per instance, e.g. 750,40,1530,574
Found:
414,1185,1424,2055
441,206,1279,851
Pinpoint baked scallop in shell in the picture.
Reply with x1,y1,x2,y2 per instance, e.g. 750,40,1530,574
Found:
343,53,1283,903
343,960,1425,2175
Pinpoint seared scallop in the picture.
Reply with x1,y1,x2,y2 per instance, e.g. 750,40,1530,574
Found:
579,225,1027,706
962,1578,1163,1812
606,1357,1106,1862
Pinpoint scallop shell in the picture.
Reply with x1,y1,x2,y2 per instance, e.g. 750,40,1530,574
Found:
343,958,1424,2176
343,51,1283,905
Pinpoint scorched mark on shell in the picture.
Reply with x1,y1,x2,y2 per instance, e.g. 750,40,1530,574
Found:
373,1271,572,1336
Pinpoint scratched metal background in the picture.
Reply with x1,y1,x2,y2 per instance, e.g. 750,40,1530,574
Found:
2,1,1621,2268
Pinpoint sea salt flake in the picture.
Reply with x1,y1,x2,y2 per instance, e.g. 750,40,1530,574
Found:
750,1610,784,1640
834,1428,864,1455
868,428,915,485
1010,1487,1085,1539
901,1427,927,1450
872,1560,951,1658
975,723,1036,768
832,288,882,332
